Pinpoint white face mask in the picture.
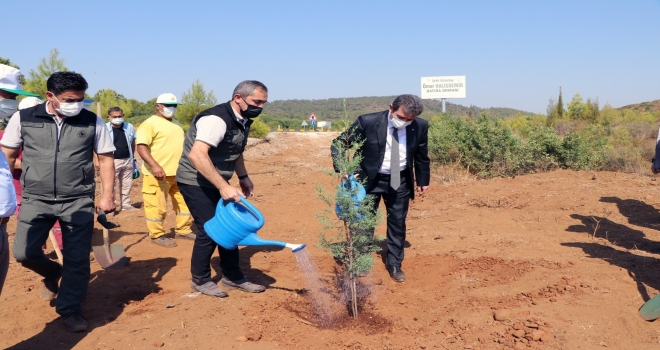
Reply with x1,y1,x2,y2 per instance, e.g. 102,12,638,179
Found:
110,118,124,125
161,106,177,118
52,95,84,117
0,98,19,119
391,115,412,129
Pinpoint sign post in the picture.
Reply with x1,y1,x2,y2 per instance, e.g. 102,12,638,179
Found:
421,76,466,113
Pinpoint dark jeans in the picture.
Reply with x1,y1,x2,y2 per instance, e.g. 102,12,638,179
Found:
364,173,411,267
13,196,95,316
178,183,244,285
0,224,8,296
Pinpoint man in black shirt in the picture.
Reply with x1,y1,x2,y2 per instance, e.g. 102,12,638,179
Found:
105,107,137,214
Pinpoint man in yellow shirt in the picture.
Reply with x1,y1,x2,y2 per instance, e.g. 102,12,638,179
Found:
136,93,194,247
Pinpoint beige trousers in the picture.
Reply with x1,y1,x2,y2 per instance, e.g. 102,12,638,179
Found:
114,158,134,210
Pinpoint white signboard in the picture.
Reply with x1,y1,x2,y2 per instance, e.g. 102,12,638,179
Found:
421,76,466,99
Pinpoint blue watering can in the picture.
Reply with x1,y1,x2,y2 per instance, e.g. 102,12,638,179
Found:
335,174,367,221
204,197,306,252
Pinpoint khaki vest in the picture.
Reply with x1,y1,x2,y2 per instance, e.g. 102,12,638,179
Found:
19,103,97,201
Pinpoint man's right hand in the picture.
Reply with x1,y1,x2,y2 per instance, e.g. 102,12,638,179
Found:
219,184,242,202
152,165,166,180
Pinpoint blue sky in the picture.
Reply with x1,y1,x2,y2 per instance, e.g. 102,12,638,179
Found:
4,0,659,113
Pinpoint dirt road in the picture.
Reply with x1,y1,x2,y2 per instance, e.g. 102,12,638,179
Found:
2,132,660,349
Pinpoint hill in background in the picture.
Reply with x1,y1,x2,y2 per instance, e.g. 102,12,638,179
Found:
619,99,660,113
263,96,532,121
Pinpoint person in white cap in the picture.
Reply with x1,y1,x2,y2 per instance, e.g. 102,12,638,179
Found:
0,64,38,296
136,93,194,248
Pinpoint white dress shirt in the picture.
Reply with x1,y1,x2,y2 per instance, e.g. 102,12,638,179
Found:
378,115,407,174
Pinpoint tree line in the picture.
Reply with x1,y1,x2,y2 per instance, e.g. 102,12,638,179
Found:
1,50,219,129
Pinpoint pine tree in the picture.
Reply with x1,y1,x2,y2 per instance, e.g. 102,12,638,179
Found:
24,49,68,98
176,79,218,126
0,57,19,69
556,87,565,118
316,99,382,319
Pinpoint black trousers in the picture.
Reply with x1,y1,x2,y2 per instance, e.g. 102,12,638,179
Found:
0,223,8,296
178,183,244,285
364,173,411,267
13,196,94,316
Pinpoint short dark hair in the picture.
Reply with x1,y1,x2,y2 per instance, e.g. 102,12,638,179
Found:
232,80,268,98
47,71,88,96
107,107,123,115
392,94,424,117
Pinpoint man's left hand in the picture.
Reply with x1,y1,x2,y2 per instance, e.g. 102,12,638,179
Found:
239,177,254,197
97,195,116,214
416,186,429,196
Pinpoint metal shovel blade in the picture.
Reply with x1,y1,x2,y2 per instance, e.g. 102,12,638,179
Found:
92,228,127,269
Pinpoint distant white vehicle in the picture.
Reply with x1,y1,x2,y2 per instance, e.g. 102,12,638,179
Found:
317,121,331,128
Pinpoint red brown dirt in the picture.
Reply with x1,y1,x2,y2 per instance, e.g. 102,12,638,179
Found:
2,132,660,349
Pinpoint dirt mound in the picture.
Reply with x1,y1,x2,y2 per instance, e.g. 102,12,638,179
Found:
2,133,660,349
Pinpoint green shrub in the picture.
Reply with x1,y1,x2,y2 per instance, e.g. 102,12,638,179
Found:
249,119,270,139
428,114,610,177
429,115,529,177
558,126,608,170
427,96,660,177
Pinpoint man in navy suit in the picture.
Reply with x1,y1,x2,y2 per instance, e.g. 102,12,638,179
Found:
332,94,430,282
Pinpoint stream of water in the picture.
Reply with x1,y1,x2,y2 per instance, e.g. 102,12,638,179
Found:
293,248,338,328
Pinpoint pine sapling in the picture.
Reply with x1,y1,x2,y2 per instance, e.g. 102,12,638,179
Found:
316,99,382,319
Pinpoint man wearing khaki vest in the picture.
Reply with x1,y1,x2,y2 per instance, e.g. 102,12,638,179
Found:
1,71,116,332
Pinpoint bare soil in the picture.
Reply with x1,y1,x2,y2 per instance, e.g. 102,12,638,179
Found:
2,132,660,349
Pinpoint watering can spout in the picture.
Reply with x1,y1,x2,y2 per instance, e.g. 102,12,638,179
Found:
238,234,307,252
203,197,306,252
238,233,286,248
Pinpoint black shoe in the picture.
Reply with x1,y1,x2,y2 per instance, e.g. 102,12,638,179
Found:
387,265,406,283
64,313,88,332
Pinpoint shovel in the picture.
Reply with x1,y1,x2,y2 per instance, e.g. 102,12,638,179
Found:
92,210,126,269
48,229,63,265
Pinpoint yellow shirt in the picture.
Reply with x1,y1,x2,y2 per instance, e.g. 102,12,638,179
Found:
136,115,185,177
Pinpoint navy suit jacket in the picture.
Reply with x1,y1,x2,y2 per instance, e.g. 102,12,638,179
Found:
332,111,430,199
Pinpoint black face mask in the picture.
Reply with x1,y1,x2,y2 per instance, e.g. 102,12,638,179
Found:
240,97,263,119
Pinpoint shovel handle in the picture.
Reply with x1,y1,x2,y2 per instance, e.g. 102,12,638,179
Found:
103,228,110,246
48,229,63,265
